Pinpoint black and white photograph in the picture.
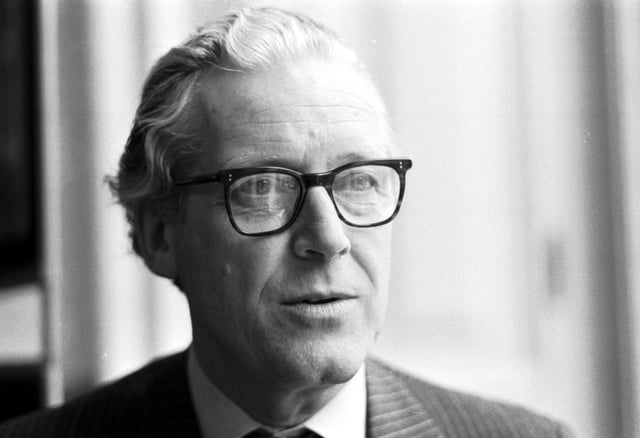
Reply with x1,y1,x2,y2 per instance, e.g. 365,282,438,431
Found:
0,1,638,437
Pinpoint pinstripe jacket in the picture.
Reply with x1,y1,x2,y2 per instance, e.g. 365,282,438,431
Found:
0,351,570,437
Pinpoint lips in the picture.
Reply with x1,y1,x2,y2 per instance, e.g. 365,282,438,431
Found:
279,292,358,323
281,292,356,306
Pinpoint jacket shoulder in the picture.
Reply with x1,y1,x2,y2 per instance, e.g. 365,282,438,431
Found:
367,359,572,438
0,352,190,438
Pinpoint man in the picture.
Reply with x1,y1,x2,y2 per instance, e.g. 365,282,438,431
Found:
0,7,571,438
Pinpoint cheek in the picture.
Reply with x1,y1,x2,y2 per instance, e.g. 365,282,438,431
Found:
218,238,288,291
349,228,392,329
351,227,393,286
174,219,286,310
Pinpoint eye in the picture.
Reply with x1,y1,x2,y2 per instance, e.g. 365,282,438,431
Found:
254,177,273,195
348,173,376,191
335,171,378,193
235,175,277,196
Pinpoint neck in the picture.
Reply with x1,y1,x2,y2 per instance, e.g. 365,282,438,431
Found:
192,341,345,427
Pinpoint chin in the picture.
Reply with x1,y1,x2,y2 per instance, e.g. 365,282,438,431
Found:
267,337,371,389
316,358,363,386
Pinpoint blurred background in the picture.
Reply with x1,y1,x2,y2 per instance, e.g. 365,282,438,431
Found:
0,0,638,436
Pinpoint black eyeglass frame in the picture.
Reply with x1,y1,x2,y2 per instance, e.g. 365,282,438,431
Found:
174,158,413,236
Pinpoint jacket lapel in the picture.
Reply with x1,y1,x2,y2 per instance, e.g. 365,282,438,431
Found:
366,359,443,438
139,351,202,438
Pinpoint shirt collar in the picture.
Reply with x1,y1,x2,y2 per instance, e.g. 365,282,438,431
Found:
304,364,366,438
187,348,366,438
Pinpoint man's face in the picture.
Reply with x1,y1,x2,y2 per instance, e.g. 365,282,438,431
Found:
166,59,394,392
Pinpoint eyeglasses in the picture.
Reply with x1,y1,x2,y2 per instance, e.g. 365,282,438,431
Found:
174,159,412,236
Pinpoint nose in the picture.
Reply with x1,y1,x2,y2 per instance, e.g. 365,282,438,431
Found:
291,187,351,261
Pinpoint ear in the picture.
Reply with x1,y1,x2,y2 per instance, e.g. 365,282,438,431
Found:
136,209,178,279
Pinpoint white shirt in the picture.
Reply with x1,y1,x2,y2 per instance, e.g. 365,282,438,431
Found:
187,349,366,438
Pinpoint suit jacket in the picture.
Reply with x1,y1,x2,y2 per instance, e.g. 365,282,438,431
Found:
0,351,571,437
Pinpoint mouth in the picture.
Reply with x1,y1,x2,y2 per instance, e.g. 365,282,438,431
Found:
280,293,357,323
281,293,355,306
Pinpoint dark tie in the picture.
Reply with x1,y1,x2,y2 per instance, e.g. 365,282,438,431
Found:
242,427,321,438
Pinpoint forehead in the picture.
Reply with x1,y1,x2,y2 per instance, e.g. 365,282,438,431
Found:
192,59,393,170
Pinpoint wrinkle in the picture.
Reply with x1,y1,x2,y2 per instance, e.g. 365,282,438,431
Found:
227,118,373,126
248,103,374,115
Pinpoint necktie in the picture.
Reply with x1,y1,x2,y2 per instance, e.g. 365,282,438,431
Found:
242,427,321,438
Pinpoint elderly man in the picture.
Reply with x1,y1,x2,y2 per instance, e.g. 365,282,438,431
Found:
0,7,570,438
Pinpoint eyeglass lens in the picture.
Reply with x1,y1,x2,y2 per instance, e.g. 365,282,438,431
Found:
227,164,401,235
229,173,301,235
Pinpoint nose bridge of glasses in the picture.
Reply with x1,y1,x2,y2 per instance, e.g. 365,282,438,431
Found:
297,171,340,222
300,171,333,190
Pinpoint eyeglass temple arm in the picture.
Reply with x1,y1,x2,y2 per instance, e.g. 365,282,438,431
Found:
174,174,221,187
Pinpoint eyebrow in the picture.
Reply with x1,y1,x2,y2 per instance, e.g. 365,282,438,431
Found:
220,151,387,173
217,150,292,169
